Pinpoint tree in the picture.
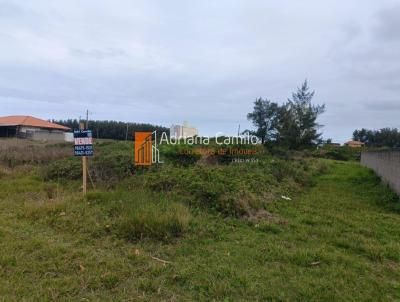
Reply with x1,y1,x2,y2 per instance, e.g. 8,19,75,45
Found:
276,80,325,148
54,119,169,141
246,98,279,143
353,128,371,144
247,80,325,149
353,127,400,148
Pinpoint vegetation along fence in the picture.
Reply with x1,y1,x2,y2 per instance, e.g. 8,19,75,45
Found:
361,150,400,195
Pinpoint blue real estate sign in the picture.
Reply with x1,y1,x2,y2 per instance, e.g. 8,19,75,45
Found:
74,130,94,156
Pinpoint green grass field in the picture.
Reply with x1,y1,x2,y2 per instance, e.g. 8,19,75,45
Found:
0,139,399,301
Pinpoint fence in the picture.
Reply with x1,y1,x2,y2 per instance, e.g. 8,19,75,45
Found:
361,150,400,195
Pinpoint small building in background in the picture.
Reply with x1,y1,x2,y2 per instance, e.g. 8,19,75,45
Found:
170,121,198,138
0,115,71,141
345,140,365,148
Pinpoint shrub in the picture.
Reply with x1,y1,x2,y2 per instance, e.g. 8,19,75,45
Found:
40,157,82,181
90,151,135,185
141,158,324,217
40,141,136,186
160,144,201,166
313,146,361,161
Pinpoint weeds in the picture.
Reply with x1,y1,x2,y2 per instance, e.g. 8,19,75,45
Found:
142,158,325,217
313,145,361,161
0,139,72,167
0,139,399,301
86,190,191,241
117,197,191,241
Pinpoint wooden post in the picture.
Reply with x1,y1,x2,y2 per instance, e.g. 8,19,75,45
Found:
82,156,87,196
80,122,87,196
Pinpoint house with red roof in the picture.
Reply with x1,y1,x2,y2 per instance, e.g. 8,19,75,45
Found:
344,140,365,148
0,115,71,141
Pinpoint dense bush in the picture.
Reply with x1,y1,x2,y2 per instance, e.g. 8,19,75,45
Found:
313,146,361,161
141,158,325,217
160,144,201,166
40,157,82,181
40,140,136,186
90,151,135,185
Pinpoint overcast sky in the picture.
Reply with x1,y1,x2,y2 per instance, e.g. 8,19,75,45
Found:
1,0,399,142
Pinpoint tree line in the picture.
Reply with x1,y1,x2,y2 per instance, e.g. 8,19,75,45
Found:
353,128,400,148
53,119,169,141
246,80,325,149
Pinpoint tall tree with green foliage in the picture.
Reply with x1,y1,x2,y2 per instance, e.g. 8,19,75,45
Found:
246,98,280,143
276,80,325,148
352,128,371,143
246,80,325,148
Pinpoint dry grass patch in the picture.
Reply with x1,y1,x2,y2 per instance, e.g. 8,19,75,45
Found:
0,138,72,167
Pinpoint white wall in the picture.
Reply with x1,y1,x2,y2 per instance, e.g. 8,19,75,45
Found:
361,151,400,196
64,132,74,142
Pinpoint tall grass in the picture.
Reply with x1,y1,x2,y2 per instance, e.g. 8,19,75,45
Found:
118,198,191,241
86,190,191,241
0,138,72,167
1,139,400,300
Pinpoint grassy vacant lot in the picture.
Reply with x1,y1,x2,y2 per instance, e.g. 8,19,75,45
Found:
0,139,399,301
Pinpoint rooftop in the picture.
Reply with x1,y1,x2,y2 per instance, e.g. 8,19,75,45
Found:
345,140,365,145
0,115,70,131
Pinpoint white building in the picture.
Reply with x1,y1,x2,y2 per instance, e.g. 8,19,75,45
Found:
170,121,198,138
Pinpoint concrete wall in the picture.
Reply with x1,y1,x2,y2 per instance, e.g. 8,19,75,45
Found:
361,151,400,195
20,126,43,133
64,132,74,142
29,130,66,141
